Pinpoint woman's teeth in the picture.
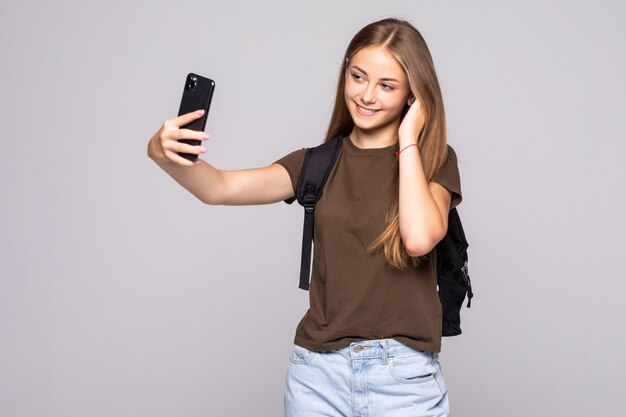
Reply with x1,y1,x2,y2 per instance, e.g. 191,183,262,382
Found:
358,105,379,114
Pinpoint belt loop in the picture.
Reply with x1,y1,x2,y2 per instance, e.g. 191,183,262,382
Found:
382,339,388,364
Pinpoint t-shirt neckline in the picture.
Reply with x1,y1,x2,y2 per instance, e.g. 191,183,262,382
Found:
343,135,398,158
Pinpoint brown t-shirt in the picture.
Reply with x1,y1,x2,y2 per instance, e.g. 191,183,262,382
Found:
274,136,462,353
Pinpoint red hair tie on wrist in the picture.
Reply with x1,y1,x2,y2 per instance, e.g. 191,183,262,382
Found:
395,143,418,158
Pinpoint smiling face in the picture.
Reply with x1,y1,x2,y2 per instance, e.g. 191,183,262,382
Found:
344,45,412,136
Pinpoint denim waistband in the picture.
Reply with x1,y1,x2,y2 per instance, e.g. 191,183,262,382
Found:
332,338,432,362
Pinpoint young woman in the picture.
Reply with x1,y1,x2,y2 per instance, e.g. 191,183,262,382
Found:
147,17,462,417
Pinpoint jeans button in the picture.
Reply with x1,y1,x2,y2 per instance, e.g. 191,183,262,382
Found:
353,346,362,352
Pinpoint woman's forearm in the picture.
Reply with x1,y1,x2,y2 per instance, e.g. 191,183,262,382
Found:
397,142,445,257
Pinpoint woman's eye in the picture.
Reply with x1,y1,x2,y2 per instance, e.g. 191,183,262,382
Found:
350,73,393,90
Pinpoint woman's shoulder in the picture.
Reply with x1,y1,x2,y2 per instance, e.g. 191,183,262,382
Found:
272,147,308,195
274,147,307,166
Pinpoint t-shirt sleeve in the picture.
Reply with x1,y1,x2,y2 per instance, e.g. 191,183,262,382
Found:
432,144,463,209
273,148,307,204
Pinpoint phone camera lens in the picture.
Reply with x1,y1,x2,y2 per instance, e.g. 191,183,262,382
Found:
185,75,198,91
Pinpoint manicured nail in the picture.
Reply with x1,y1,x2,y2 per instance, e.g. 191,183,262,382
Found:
194,160,201,165
202,133,210,140
199,146,207,153
196,109,205,116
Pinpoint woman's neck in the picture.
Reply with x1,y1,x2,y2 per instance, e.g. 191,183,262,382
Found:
348,123,400,149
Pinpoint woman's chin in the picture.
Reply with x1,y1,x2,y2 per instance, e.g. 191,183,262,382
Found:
352,117,395,133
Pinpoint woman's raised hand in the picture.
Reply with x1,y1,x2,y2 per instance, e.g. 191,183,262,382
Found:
147,109,210,166
398,98,426,146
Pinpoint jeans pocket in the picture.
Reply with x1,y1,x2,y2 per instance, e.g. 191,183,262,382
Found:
289,344,316,364
387,352,437,384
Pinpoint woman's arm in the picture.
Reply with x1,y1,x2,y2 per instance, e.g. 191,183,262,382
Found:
397,100,451,257
147,110,294,205
397,144,451,257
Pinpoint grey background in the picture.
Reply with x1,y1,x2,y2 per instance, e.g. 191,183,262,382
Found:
1,0,624,416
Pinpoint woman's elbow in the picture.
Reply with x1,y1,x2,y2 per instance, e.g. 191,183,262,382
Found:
403,238,435,258
404,229,447,257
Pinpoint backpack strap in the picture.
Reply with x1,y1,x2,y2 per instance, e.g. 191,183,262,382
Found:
295,135,343,290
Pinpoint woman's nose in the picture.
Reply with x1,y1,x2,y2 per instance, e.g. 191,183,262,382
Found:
361,83,377,104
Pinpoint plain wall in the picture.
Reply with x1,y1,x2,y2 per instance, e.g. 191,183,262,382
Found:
1,0,625,416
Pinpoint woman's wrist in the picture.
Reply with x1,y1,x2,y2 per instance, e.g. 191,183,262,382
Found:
395,141,419,158
396,143,419,158
147,136,167,162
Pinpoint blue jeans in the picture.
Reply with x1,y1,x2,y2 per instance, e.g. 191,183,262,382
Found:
284,338,449,417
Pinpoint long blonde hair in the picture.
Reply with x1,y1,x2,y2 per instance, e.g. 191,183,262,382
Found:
324,17,449,269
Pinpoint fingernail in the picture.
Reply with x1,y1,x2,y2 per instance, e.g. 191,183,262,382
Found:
194,160,201,165
196,109,205,116
199,146,207,152
202,133,210,139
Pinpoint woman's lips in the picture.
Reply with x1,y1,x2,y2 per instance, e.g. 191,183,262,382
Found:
355,103,380,117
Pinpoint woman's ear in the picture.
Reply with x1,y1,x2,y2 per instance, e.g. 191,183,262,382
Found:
407,96,415,107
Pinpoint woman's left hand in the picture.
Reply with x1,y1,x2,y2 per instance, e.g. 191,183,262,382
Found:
398,97,426,146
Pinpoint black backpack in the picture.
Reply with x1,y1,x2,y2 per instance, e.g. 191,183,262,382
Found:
288,135,474,337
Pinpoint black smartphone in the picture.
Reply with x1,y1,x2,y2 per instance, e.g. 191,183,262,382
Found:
177,73,215,162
